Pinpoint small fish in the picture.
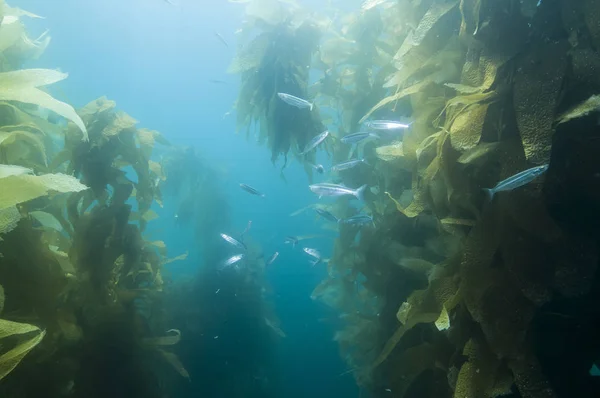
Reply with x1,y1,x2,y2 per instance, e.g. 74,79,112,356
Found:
310,163,325,174
484,164,549,200
365,120,411,130
277,92,313,111
284,236,299,247
340,214,374,226
340,132,380,145
385,389,392,393
300,130,329,155
214,31,229,48
303,247,322,266
240,183,266,197
331,158,368,172
163,0,177,5
309,183,367,201
241,220,252,238
220,233,247,251
215,289,221,294
315,208,339,223
266,252,279,266
214,335,219,339
223,253,245,267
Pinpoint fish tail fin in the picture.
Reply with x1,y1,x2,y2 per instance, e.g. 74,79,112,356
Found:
309,103,314,111
355,184,368,201
483,188,494,202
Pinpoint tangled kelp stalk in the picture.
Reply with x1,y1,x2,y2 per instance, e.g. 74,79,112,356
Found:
231,0,600,397
0,3,191,396
229,0,326,174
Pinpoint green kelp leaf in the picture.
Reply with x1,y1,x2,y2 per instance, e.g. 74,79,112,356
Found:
448,102,490,151
0,319,45,381
454,338,513,398
149,240,167,256
412,1,459,46
102,110,138,137
227,33,271,74
360,80,432,123
513,41,568,164
0,285,4,315
78,96,116,121
142,329,181,346
385,186,427,218
29,211,62,231
0,206,20,235
375,141,404,161
0,164,32,178
557,95,600,124
0,172,88,211
0,69,88,140
0,129,47,165
457,142,499,164
163,252,188,265
397,258,435,275
157,349,190,380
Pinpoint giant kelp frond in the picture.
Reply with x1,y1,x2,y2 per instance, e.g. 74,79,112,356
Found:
0,69,87,139
230,1,324,170
0,318,45,381
308,0,600,397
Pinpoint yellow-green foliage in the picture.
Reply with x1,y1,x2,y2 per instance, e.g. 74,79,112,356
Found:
0,2,187,394
230,0,325,172
304,0,600,397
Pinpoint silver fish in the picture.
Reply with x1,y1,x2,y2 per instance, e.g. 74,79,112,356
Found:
220,233,247,251
303,247,321,259
484,164,549,199
315,208,339,223
340,132,379,145
240,183,265,197
310,163,325,174
300,131,329,155
309,183,367,201
266,252,279,266
222,253,244,267
284,236,299,247
365,120,411,130
331,158,368,172
277,93,313,111
340,214,374,226
214,31,228,48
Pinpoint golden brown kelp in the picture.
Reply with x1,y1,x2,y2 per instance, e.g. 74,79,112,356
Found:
306,0,600,397
230,0,324,172
0,6,184,390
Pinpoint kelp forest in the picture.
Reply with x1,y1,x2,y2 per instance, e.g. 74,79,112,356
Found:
1,0,600,398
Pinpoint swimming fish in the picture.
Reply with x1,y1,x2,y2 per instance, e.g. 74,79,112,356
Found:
484,164,549,200
309,183,367,201
365,120,411,130
315,208,339,223
266,252,279,266
340,132,380,145
300,130,329,155
240,183,266,197
214,31,229,48
310,163,325,174
222,253,245,267
240,220,252,240
303,247,322,266
277,93,313,111
330,158,368,172
220,233,247,251
340,214,374,226
284,236,299,247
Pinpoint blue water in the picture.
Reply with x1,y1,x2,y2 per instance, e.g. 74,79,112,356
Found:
17,0,359,396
